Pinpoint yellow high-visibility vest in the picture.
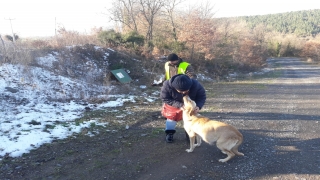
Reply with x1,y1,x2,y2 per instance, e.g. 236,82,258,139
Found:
165,61,190,80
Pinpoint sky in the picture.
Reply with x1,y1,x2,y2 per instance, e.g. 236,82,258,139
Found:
0,0,320,37
0,47,159,159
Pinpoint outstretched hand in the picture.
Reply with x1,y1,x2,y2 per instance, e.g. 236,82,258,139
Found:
151,82,163,87
194,106,200,114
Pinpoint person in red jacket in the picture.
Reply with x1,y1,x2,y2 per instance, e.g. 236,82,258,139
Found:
160,74,206,143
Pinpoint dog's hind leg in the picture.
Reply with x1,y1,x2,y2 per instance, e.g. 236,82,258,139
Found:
195,134,202,147
231,143,244,156
216,140,236,162
218,149,235,163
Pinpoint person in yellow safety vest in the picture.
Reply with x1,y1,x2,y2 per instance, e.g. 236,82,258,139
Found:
152,53,197,86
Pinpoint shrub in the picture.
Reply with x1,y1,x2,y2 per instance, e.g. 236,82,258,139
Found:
167,41,187,53
300,41,320,62
98,30,122,47
5,34,19,42
122,31,145,48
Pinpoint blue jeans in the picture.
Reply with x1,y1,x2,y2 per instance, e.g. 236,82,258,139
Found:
165,119,177,130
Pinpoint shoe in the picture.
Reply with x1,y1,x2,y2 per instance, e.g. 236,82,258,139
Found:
165,130,176,143
166,133,174,143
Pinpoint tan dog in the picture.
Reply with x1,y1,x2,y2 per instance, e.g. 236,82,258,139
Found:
182,95,244,162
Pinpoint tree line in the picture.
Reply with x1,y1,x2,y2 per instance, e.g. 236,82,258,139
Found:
237,9,320,37
96,1,320,76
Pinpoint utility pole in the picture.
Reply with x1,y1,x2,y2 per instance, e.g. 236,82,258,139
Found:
55,17,57,36
5,18,16,43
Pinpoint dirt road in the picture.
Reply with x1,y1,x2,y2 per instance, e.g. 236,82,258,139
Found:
137,57,320,180
1,57,320,180
201,57,320,180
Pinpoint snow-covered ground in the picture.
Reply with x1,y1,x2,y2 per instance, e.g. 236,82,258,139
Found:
0,51,158,160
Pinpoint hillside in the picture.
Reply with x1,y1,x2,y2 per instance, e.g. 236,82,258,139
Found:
235,9,320,36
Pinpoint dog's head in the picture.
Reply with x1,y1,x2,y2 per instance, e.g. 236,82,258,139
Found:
182,95,197,118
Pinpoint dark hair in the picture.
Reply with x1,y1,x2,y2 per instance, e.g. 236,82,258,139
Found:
171,74,192,91
167,53,179,61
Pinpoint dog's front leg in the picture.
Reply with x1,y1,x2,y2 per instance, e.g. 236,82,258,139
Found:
186,136,196,153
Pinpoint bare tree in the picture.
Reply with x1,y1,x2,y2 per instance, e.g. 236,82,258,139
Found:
177,1,217,60
163,0,184,42
252,23,268,45
138,0,165,41
110,0,139,32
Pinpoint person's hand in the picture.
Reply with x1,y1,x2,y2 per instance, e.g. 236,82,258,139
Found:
151,82,163,86
194,106,200,114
